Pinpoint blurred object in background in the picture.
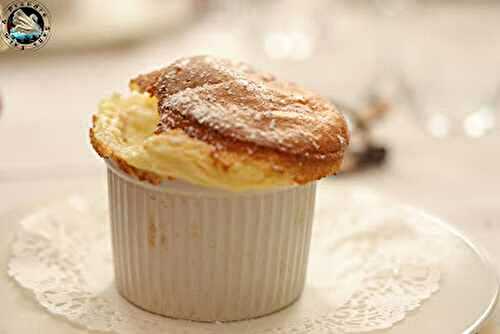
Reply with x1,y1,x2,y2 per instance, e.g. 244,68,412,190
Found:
51,0,197,50
335,95,390,174
359,66,415,119
0,0,198,53
329,65,413,175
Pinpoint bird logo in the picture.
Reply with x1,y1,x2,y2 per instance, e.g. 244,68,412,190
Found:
1,0,51,50
9,9,42,43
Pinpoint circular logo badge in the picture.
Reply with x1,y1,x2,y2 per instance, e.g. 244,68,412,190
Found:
1,0,51,50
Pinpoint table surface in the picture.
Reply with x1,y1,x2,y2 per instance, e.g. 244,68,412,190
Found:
1,4,500,333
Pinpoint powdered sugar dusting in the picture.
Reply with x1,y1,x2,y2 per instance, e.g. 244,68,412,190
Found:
155,56,347,156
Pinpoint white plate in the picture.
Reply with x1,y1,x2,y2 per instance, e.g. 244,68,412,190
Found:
1,182,498,334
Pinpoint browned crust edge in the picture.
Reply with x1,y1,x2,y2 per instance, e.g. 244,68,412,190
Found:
89,118,162,185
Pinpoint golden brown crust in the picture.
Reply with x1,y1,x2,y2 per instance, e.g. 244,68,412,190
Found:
90,126,162,185
129,68,165,97
128,55,349,185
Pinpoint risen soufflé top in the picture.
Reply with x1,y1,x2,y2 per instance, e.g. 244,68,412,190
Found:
90,55,349,191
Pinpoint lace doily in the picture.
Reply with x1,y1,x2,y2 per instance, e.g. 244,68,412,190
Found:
8,186,444,334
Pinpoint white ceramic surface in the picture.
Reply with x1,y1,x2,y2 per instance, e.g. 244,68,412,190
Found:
106,162,317,322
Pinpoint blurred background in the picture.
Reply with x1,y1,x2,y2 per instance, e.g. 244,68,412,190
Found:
0,0,499,331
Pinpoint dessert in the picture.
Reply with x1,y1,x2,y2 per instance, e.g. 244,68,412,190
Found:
90,55,349,321
91,55,348,191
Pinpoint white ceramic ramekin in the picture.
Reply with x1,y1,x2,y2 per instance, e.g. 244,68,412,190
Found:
106,161,316,322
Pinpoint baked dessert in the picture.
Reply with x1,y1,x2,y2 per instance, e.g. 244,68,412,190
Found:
90,55,348,191
89,55,349,322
